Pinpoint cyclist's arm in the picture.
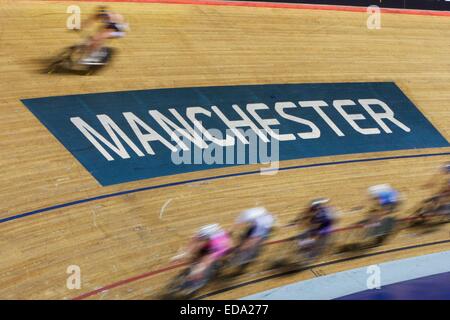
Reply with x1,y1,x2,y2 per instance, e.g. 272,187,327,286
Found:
290,210,310,225
171,238,198,262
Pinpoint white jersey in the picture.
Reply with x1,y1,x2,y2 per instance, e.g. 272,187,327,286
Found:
238,212,274,238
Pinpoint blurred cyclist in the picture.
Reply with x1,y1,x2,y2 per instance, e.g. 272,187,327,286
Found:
233,207,274,253
293,198,336,248
367,184,400,224
440,163,450,199
428,163,450,200
173,224,232,282
80,6,128,64
420,162,450,216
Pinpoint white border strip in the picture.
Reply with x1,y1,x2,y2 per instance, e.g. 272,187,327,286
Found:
242,250,450,300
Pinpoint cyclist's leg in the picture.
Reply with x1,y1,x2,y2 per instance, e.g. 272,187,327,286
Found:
311,227,332,257
241,224,270,255
241,237,261,253
436,190,450,211
297,229,317,252
238,225,256,251
415,194,444,221
187,255,214,282
83,29,114,61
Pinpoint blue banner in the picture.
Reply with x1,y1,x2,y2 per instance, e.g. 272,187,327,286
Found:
22,82,449,186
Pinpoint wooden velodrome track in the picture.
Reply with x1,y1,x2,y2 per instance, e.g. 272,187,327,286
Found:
0,0,449,299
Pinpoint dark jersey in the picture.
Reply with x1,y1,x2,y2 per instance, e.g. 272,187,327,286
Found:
310,207,334,230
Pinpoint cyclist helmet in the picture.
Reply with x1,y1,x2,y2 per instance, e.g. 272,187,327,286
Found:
368,184,391,198
442,163,450,174
310,198,329,211
197,223,221,240
238,207,267,223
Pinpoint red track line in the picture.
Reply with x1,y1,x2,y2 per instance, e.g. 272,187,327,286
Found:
72,261,188,300
49,0,450,17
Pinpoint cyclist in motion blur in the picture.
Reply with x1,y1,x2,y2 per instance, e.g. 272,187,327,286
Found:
366,184,400,224
171,224,232,283
291,198,336,260
229,207,274,268
426,163,450,203
416,163,450,220
356,184,400,247
80,6,128,64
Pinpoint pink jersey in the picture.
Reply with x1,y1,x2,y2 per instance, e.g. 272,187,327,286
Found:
209,231,232,259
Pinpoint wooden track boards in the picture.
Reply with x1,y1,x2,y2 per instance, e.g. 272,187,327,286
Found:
0,0,449,299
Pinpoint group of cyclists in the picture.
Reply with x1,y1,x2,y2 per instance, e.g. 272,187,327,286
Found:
169,162,449,294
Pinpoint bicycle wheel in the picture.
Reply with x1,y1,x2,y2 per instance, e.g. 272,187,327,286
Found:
372,217,397,246
229,245,261,274
46,47,73,73
164,268,192,299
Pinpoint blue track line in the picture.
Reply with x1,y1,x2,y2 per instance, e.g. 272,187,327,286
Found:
2,151,449,225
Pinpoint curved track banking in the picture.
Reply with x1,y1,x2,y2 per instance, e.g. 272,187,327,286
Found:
0,0,449,299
